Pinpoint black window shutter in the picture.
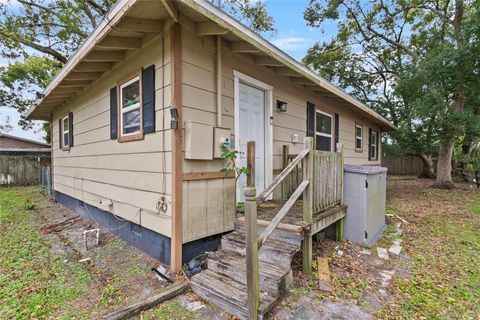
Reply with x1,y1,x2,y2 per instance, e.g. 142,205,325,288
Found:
368,128,372,161
334,113,339,151
142,64,156,134
376,130,380,161
110,87,117,139
58,118,62,149
68,112,74,147
306,101,315,137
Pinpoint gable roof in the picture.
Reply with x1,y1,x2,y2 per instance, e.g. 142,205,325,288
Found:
26,0,396,131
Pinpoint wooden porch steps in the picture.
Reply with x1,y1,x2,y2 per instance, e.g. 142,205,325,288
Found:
191,230,300,319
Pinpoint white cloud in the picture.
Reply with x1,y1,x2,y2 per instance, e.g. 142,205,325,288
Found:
271,37,311,51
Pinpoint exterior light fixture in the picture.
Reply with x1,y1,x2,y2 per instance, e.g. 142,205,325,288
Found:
277,100,288,112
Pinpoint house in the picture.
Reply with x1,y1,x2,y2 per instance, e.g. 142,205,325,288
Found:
26,0,395,278
0,133,51,151
0,133,51,186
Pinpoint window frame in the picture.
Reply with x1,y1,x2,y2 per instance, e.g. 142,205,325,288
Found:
61,115,70,150
370,129,377,161
117,70,143,142
355,124,363,152
315,110,333,151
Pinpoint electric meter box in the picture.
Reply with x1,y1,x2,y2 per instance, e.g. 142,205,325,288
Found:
185,121,213,160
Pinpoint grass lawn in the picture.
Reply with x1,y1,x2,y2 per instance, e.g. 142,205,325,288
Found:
0,187,175,319
1,180,478,319
380,179,480,319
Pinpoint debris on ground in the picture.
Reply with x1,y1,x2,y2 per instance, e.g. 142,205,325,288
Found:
183,259,202,277
388,244,402,255
360,249,371,255
377,247,389,260
317,257,332,292
40,216,82,234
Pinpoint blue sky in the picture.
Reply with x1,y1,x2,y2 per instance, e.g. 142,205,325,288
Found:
1,0,328,143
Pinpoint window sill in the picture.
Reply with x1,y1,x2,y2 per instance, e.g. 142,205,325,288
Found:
118,132,144,143
355,149,363,153
61,147,71,152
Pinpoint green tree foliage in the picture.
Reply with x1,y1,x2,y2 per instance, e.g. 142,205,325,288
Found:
303,0,480,187
0,0,275,142
0,0,114,140
214,0,276,34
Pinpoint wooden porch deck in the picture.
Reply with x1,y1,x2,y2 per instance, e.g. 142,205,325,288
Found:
236,201,347,241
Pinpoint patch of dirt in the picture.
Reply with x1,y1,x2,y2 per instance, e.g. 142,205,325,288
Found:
30,194,182,318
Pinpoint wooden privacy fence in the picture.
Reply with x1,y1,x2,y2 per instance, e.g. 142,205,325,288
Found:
0,154,50,186
382,156,437,175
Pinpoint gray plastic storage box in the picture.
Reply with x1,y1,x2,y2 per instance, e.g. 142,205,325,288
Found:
343,165,387,246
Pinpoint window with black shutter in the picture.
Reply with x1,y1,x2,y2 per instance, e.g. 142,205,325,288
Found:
111,65,155,142
315,111,333,151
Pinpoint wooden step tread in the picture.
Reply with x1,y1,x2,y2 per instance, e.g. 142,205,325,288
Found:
224,231,300,254
209,250,290,280
191,269,276,319
207,250,291,295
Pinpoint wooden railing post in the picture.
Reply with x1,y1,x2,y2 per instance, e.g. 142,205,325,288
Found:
245,141,259,319
336,142,345,242
245,187,259,319
302,137,314,275
282,145,289,199
247,141,255,187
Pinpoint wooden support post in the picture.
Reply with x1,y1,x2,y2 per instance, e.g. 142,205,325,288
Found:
302,137,314,275
170,22,183,273
244,186,259,320
247,141,255,187
335,218,344,242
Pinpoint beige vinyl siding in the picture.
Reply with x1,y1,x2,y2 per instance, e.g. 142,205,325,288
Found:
52,33,173,237
181,23,236,243
179,18,383,241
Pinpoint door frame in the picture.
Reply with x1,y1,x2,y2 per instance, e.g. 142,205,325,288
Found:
233,70,273,200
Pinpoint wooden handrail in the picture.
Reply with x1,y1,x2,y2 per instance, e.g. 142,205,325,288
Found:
257,180,309,249
256,148,309,205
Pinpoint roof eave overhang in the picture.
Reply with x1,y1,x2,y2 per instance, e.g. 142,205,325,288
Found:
25,0,139,121
181,0,396,131
27,0,396,132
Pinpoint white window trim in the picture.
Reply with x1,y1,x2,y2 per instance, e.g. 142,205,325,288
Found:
62,115,69,148
371,130,377,160
315,110,333,151
233,70,273,201
119,75,141,137
355,124,363,151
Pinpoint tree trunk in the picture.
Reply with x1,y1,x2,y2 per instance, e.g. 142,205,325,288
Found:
418,154,435,179
433,139,455,189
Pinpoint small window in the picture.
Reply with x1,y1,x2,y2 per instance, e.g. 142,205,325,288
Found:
62,116,69,148
355,124,363,151
316,111,332,151
119,75,141,137
370,130,377,160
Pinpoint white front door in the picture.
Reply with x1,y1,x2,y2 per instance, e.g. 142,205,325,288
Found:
237,82,266,201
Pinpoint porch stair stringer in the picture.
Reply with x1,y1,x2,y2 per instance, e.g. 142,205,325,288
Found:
191,229,300,319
